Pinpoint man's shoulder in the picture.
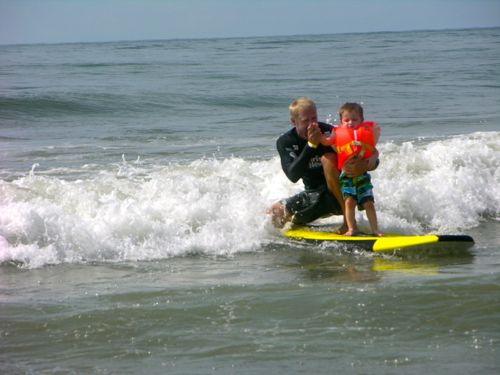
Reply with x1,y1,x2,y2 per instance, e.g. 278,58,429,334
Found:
277,127,297,144
318,122,333,132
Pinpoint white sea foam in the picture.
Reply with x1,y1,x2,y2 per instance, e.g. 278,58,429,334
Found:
374,131,499,232
0,132,498,268
0,156,286,267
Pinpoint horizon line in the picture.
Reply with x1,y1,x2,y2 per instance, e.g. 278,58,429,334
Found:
1,25,499,48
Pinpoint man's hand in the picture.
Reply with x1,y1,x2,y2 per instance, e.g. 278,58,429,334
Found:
342,155,367,177
342,150,379,177
307,122,322,145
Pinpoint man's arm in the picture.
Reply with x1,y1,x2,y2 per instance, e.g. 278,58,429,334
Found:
277,137,316,183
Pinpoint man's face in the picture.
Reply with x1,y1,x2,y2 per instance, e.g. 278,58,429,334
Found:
291,107,317,139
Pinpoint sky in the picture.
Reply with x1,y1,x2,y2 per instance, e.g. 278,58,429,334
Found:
1,0,499,45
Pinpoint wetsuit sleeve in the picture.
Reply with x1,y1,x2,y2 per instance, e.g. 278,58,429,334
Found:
277,136,317,183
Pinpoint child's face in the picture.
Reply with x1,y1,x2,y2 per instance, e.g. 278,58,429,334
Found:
340,111,362,129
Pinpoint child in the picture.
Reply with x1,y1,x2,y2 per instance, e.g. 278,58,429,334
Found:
321,103,382,236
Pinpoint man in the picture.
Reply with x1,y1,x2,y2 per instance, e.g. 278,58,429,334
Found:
268,97,379,232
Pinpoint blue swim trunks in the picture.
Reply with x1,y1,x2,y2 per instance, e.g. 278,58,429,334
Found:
339,172,374,210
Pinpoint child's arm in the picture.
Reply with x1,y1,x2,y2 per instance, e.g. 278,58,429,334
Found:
320,133,336,146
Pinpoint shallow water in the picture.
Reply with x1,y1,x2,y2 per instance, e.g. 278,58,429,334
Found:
2,241,499,374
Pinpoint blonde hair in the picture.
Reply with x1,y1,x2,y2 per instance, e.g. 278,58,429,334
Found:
289,97,316,120
339,102,364,121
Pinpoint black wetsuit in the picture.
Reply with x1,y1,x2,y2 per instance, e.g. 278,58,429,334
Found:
276,122,342,224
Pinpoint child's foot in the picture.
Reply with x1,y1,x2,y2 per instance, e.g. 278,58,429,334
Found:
343,229,357,236
372,231,383,237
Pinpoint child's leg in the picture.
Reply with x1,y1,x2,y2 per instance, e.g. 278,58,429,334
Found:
363,200,382,236
344,197,358,236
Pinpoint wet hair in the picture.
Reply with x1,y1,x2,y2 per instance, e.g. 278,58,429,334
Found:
339,102,364,121
289,97,316,120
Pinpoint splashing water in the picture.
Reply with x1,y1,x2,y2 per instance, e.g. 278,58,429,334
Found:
0,132,498,268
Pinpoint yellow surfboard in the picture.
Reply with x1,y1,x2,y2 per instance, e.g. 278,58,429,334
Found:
284,225,474,253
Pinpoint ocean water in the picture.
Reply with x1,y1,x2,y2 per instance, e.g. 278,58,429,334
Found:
1,28,499,374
